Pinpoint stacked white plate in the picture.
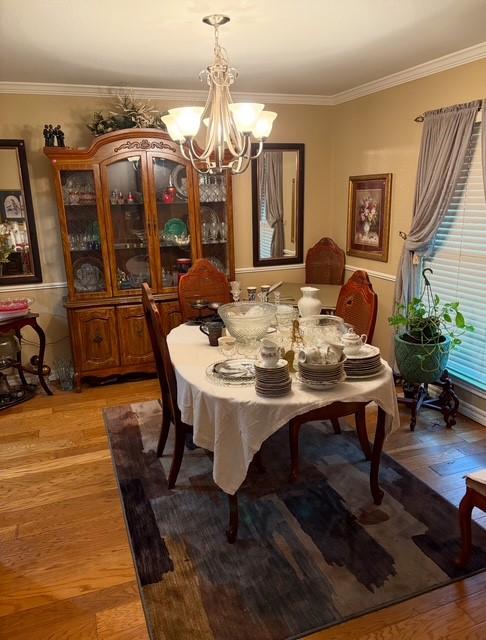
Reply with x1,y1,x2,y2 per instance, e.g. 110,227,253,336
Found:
344,344,384,378
254,359,292,397
297,357,346,389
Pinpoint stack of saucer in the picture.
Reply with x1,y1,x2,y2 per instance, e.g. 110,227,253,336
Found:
254,359,292,397
297,357,346,389
344,344,383,378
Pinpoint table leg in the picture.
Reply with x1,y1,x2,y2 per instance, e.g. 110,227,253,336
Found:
226,493,238,543
15,329,28,386
370,407,386,505
355,407,372,460
31,319,53,395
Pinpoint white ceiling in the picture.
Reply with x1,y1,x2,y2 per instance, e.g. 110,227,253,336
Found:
1,0,486,96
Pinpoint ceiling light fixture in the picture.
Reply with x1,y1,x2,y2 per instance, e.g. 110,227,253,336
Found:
162,15,277,175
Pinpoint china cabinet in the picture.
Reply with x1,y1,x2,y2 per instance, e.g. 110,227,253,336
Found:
45,129,235,389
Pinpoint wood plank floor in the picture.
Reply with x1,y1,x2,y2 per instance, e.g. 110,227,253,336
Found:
1,379,486,639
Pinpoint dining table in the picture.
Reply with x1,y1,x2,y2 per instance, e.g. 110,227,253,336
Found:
167,323,400,529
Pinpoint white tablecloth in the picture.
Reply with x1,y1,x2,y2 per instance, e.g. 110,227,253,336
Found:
167,324,400,495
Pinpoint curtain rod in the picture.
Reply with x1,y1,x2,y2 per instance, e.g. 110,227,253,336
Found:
414,104,482,122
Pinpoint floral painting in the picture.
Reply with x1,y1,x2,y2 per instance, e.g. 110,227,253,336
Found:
346,174,392,262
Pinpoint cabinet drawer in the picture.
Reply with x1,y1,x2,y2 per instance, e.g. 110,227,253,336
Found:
72,307,119,371
117,305,154,365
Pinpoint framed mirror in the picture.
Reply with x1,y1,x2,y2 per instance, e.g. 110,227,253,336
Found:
0,140,42,285
251,143,304,267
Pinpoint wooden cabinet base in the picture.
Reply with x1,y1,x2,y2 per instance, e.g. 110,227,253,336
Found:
66,295,178,391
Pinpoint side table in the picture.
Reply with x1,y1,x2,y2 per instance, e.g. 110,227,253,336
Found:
0,312,53,398
398,369,459,431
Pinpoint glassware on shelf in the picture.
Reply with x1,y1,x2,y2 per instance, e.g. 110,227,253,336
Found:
220,221,227,241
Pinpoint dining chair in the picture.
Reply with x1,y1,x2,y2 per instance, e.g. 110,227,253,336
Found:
178,258,231,323
305,237,345,285
142,282,190,488
335,270,378,342
330,271,378,435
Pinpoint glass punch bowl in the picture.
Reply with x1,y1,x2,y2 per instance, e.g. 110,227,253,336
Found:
218,302,277,344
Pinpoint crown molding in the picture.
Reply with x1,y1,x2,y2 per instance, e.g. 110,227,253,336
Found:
0,81,333,106
0,42,484,106
330,41,486,104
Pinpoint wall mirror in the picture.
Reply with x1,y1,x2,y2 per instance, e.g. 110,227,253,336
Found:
251,143,304,267
0,140,42,285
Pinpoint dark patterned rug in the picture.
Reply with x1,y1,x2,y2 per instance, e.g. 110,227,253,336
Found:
104,400,486,640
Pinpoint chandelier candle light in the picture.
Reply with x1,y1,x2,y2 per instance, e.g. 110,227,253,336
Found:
162,15,277,175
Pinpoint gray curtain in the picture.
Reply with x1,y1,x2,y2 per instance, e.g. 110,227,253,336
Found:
258,151,284,257
394,100,481,309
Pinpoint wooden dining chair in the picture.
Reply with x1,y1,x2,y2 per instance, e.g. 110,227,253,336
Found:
331,270,378,435
178,258,231,322
142,283,190,488
335,270,378,342
305,237,345,285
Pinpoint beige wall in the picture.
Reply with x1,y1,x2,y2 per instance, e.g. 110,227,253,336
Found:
330,58,486,414
0,57,485,410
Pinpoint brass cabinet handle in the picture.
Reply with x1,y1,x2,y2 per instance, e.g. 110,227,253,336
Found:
93,334,103,344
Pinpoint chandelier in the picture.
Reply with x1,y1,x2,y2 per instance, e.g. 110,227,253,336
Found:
162,15,277,175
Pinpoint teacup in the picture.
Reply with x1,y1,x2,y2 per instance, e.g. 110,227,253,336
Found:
218,336,237,359
200,321,224,346
259,338,280,368
298,347,323,365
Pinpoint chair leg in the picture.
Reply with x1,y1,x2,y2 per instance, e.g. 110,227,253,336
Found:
456,488,475,567
226,493,239,543
355,407,372,460
156,401,171,458
167,424,186,489
331,418,341,434
289,420,301,483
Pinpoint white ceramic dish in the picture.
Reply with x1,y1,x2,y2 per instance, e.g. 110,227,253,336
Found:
295,371,346,389
345,364,386,379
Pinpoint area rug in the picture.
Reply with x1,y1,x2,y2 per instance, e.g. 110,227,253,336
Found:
104,400,486,640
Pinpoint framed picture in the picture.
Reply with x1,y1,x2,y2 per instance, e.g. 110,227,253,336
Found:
0,190,25,220
346,173,392,262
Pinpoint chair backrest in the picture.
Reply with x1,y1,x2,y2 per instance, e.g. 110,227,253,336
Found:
141,283,182,428
305,237,345,284
178,258,231,322
335,270,378,342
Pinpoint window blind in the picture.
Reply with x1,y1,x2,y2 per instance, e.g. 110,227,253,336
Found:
424,122,486,390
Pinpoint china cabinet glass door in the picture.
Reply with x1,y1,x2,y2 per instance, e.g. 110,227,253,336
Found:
151,156,195,292
197,172,231,277
104,155,152,295
61,169,109,296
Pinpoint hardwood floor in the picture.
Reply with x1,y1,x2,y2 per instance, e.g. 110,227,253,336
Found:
1,379,486,639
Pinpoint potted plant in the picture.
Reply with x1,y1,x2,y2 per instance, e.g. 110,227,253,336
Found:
388,268,474,384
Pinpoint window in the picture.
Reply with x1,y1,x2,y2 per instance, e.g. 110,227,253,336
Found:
425,122,486,391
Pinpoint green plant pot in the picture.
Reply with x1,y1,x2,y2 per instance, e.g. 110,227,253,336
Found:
394,334,451,384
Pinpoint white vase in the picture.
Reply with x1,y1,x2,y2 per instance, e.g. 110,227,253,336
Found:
297,287,322,317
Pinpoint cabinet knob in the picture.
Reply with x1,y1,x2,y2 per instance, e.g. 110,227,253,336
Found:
93,334,103,344
136,327,144,336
